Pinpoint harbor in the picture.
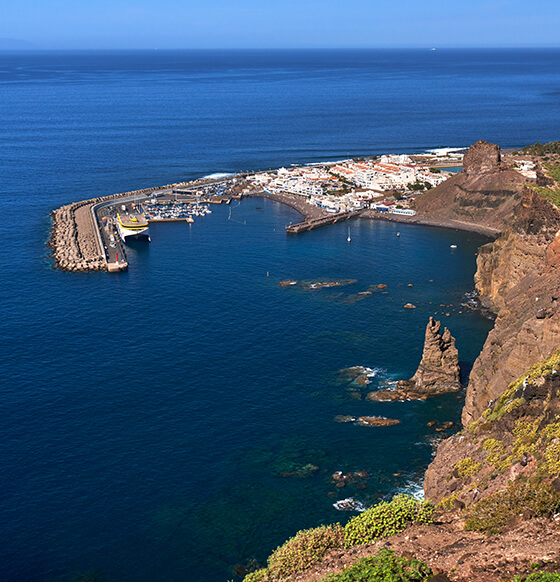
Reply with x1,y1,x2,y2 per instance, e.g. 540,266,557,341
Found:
50,151,504,273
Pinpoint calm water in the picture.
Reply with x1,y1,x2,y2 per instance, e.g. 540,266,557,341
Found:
1,49,559,581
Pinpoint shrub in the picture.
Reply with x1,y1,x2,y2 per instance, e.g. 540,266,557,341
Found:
321,548,432,581
243,568,272,582
464,478,560,533
454,457,482,477
343,495,433,548
267,523,344,577
514,574,560,581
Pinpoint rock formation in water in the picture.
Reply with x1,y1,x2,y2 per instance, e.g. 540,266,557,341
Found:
407,317,461,394
369,317,461,401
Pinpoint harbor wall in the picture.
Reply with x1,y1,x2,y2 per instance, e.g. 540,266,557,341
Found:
49,182,188,272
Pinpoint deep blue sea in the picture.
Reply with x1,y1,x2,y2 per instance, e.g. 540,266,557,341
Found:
1,49,559,582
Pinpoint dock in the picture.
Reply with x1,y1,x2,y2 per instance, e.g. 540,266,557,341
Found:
286,211,358,233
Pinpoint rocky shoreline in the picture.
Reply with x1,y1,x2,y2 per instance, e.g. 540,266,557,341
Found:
241,141,560,582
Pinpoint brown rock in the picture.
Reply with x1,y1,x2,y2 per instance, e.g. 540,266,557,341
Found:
463,140,501,175
355,416,400,427
415,141,528,232
407,317,461,395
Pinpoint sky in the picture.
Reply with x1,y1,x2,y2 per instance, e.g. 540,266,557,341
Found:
1,0,560,50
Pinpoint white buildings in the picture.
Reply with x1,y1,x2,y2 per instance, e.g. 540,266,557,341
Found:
246,156,452,214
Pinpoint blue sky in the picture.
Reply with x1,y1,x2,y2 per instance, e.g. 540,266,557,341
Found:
2,0,560,49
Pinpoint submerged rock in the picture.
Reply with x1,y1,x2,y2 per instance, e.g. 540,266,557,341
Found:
356,416,400,427
333,497,367,512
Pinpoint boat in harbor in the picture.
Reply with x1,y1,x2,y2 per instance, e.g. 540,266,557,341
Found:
116,213,151,242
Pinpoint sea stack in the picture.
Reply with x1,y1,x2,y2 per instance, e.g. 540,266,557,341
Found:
403,317,461,394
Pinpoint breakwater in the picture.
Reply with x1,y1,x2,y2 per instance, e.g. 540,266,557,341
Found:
49,183,188,272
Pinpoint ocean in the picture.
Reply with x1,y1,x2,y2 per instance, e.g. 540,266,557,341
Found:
1,49,559,581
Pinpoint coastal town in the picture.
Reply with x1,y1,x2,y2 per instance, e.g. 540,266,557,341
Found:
48,146,541,273
244,152,460,215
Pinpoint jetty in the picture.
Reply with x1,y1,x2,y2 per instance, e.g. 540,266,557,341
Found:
286,211,358,233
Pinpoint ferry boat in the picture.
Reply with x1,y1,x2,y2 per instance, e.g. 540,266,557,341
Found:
116,213,150,242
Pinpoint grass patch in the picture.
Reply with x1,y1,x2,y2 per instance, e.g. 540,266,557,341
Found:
514,574,560,582
454,457,482,478
265,524,344,578
321,548,432,582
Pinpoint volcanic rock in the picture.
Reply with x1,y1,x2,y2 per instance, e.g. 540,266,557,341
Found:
404,317,461,395
415,141,529,232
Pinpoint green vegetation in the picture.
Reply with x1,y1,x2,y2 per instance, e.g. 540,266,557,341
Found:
527,159,560,207
513,573,560,582
266,524,344,578
464,478,560,533
521,141,560,156
321,549,432,582
409,180,431,192
343,495,433,548
244,568,272,582
454,457,481,477
485,349,560,423
529,184,560,208
242,496,434,581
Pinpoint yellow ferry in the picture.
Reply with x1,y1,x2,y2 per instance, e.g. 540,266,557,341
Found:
116,213,150,242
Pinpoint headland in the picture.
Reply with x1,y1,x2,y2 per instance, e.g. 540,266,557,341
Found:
235,140,560,582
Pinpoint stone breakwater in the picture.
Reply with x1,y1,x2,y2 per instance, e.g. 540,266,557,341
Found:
48,182,188,272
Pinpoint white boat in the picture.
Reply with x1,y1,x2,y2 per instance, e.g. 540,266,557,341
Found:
347,227,351,243
116,213,150,242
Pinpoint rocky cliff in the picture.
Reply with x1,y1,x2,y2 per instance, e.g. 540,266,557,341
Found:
463,188,560,425
424,143,560,510
415,140,529,232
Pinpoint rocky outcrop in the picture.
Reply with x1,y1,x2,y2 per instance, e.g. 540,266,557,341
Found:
463,139,502,175
425,349,560,508
370,318,460,401
415,140,529,232
407,318,461,394
462,188,560,425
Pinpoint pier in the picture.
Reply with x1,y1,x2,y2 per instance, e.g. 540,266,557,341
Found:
286,210,359,233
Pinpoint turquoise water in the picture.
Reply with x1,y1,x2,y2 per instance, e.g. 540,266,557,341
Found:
1,48,558,581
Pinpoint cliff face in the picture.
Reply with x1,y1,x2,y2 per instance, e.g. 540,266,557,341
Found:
415,140,528,232
463,188,560,425
425,349,560,507
425,143,560,506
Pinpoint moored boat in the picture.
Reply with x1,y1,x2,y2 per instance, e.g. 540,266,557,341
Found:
116,213,150,242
